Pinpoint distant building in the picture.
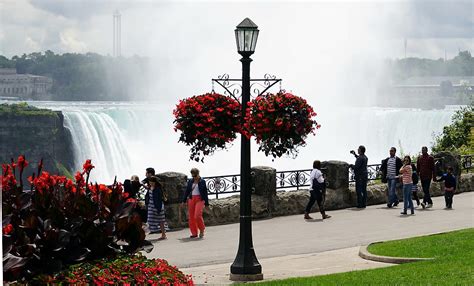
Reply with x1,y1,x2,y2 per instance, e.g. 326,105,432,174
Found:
0,68,53,100
377,76,474,109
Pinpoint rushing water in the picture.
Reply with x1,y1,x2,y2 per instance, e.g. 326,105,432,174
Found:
22,101,458,183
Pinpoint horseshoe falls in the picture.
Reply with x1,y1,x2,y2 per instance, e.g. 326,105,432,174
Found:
30,101,457,183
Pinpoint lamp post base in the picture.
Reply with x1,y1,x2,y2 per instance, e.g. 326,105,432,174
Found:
229,273,264,282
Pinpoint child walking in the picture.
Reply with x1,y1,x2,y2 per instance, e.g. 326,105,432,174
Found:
411,163,421,207
399,156,415,215
436,166,457,209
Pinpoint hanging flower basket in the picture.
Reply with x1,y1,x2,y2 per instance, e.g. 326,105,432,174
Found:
244,92,320,158
173,93,241,161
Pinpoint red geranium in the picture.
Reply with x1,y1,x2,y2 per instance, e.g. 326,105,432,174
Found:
244,92,319,158
173,93,241,161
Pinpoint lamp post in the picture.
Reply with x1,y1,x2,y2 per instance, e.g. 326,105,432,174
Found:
229,18,263,282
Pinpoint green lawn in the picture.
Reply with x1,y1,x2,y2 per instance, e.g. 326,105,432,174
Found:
255,228,474,286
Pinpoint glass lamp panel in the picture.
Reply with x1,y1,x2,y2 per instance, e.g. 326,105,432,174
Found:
250,30,259,51
235,29,245,52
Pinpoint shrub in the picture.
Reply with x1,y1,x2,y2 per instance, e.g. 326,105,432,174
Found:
432,104,473,154
2,156,153,282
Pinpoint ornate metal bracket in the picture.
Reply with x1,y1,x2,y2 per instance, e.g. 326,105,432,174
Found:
212,73,282,102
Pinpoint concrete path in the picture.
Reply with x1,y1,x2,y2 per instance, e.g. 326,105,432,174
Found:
182,247,393,285
146,192,474,283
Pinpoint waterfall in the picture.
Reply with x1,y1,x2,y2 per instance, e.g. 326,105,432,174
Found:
52,102,459,183
63,110,131,183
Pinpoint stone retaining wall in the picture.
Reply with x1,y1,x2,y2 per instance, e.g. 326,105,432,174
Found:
161,163,473,229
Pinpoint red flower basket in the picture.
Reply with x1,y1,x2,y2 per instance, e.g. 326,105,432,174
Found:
173,93,241,161
244,92,319,158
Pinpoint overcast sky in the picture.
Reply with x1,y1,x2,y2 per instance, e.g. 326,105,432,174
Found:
0,0,472,60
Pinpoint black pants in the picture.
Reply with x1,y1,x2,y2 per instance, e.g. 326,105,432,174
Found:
305,188,326,214
412,191,420,206
445,191,454,208
355,178,368,208
421,179,433,205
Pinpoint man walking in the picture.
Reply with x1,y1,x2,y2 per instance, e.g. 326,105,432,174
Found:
381,147,403,208
350,146,368,208
417,146,435,208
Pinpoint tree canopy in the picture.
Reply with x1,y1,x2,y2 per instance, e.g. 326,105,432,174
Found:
0,51,149,101
385,51,474,81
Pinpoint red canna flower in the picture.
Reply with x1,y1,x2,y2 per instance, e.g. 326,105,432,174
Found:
17,155,28,172
75,172,85,188
2,223,13,235
82,159,95,174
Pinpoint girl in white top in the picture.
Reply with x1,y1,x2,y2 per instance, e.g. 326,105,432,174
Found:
304,160,331,220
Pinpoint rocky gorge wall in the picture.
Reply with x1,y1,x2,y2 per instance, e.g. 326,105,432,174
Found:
157,156,473,229
0,105,74,177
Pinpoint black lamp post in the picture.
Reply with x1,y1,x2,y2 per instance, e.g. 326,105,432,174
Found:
229,18,263,282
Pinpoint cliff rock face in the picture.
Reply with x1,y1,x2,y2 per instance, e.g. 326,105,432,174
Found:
0,108,74,177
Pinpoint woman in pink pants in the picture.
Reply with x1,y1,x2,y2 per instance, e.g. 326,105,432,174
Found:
182,168,209,238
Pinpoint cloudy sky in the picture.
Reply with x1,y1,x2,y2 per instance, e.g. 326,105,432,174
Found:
0,0,472,59
0,0,472,106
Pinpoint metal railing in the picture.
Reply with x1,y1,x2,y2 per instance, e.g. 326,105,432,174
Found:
348,164,383,182
276,169,313,190
202,156,473,199
203,165,383,199
202,174,241,199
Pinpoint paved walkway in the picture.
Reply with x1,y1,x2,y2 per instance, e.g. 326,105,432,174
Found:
182,247,393,285
146,192,474,284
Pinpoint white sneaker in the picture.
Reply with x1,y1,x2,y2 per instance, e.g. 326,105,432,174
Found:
427,204,433,208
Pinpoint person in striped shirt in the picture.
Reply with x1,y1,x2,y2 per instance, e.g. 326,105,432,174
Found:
399,156,415,215
381,147,403,208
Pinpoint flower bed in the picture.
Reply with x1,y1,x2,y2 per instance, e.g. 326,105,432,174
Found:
2,156,152,282
173,92,242,161
25,254,194,285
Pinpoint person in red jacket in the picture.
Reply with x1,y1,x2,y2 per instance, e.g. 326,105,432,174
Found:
416,146,435,208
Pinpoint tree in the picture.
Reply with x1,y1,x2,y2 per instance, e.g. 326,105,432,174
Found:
432,103,474,154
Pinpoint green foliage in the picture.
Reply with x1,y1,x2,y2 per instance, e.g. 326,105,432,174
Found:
55,162,73,179
432,104,474,154
0,103,57,117
1,51,148,101
256,228,474,286
387,50,474,81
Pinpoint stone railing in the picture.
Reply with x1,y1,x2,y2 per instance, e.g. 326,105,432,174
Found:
156,152,472,229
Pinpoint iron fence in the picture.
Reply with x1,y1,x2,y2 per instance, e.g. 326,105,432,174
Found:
202,174,240,199
348,164,383,182
203,165,384,199
202,156,473,199
276,169,313,190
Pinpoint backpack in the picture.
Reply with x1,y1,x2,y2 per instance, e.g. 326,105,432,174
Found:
411,164,419,185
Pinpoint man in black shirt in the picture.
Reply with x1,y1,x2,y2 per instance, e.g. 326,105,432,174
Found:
350,145,368,208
